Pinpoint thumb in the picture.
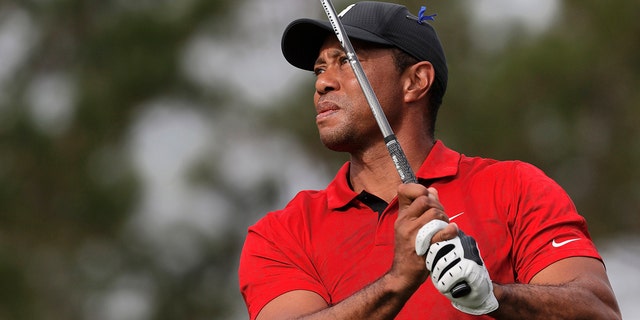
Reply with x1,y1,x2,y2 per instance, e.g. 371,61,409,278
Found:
431,222,459,244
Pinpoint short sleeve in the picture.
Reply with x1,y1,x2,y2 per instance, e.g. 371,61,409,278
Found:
238,211,330,320
509,162,601,283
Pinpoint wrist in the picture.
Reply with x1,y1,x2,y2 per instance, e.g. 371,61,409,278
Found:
492,282,503,302
488,282,507,316
383,270,422,300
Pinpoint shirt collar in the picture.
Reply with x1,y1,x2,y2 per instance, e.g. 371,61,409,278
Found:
326,162,358,210
326,140,461,210
415,140,461,180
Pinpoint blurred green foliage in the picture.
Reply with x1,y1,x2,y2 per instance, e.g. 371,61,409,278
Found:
438,0,640,236
0,0,638,319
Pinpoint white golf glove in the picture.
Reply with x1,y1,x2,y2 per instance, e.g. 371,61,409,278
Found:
415,220,448,256
425,230,499,315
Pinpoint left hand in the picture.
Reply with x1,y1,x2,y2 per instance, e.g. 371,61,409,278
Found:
425,231,499,315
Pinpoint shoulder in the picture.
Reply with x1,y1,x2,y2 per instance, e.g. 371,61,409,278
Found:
242,189,329,270
455,155,570,208
460,154,540,175
432,141,548,182
458,154,552,186
250,189,328,233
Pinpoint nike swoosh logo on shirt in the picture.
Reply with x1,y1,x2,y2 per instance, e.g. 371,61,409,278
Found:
449,212,465,221
552,238,581,248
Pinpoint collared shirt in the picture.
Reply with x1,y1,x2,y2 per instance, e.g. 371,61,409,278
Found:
239,140,600,319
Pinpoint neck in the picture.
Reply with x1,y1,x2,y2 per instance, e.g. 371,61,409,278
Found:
349,135,434,203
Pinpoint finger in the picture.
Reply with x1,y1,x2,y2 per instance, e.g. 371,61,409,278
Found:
425,187,444,212
430,246,465,292
398,185,445,210
427,187,439,200
431,223,459,244
397,183,431,219
398,183,430,204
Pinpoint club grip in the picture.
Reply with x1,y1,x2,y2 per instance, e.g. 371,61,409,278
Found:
384,135,417,184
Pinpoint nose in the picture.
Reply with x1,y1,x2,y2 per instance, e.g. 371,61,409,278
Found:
315,68,340,95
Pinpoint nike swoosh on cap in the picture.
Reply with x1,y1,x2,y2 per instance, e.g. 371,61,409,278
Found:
552,238,581,248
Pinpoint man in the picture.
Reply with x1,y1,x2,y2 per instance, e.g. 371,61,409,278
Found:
239,2,621,319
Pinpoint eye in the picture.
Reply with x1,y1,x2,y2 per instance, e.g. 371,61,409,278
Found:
313,67,325,76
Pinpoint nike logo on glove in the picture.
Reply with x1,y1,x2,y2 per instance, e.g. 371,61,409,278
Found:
552,238,581,248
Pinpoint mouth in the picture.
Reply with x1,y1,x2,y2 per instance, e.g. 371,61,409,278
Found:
316,100,340,120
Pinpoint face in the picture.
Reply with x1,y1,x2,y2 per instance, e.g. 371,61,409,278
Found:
312,37,405,153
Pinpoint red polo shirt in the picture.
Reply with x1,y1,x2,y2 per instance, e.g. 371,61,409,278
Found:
238,141,600,319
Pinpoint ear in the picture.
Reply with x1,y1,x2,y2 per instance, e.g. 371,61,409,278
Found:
403,61,435,104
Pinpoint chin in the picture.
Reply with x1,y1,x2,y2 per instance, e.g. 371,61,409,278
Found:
321,133,362,153
321,140,348,152
320,135,349,152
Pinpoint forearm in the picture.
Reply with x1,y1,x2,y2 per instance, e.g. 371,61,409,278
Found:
491,281,621,320
295,272,418,320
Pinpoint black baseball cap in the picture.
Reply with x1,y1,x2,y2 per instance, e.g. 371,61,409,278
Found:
281,1,448,96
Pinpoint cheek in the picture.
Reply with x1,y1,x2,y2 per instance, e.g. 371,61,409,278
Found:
373,79,403,105
368,67,402,97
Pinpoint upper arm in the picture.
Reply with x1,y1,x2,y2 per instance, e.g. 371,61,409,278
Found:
530,256,620,312
256,290,329,320
530,256,606,284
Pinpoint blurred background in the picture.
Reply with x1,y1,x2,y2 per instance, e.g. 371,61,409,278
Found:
0,0,638,319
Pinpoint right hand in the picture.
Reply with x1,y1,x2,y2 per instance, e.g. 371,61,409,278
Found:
392,184,458,288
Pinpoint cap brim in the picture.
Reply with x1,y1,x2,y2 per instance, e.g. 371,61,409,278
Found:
281,18,392,71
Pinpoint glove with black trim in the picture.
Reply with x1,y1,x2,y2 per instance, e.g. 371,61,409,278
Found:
425,230,499,315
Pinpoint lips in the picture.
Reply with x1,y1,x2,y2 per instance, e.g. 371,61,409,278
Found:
316,100,340,120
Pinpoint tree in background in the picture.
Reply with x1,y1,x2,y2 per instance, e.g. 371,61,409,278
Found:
0,0,241,318
437,0,640,236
